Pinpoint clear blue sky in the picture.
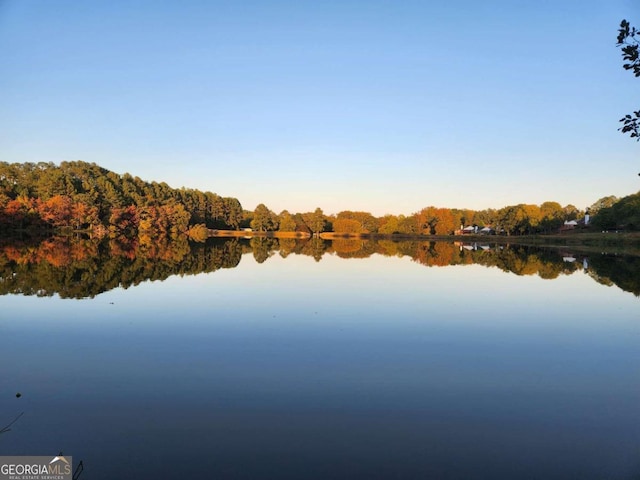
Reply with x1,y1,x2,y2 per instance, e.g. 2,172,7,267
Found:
1,0,638,216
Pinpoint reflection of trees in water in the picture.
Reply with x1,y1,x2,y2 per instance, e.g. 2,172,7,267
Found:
250,237,277,264
301,238,327,262
487,246,572,279
0,236,243,299
415,242,462,267
278,238,297,258
586,254,640,296
331,238,377,258
1,237,638,298
403,242,572,278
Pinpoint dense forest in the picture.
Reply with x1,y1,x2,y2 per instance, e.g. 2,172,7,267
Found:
0,236,637,298
0,161,638,238
0,161,243,238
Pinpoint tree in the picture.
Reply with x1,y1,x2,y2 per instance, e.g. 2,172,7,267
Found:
335,211,377,233
378,214,400,234
305,208,325,236
108,206,140,237
251,204,276,232
164,203,191,238
277,210,297,232
539,201,564,233
333,218,362,234
397,214,419,234
591,192,640,230
292,213,311,235
416,207,457,235
496,205,527,236
2,196,39,229
562,204,581,221
70,202,99,230
617,20,640,144
521,204,542,234
416,206,437,234
433,208,457,235
473,208,498,228
223,197,243,230
37,195,73,228
589,195,618,215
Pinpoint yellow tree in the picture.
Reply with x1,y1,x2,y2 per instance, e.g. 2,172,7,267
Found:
278,210,297,232
522,204,542,233
333,218,363,233
433,208,457,235
540,201,564,233
378,214,400,234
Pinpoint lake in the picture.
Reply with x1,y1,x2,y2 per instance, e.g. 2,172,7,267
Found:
0,237,638,479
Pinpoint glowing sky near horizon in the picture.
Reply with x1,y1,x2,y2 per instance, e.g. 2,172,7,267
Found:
1,0,639,216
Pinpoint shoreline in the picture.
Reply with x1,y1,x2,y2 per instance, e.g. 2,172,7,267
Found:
206,230,640,255
208,229,640,243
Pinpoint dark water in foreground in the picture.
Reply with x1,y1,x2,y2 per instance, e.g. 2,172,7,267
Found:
0,237,638,479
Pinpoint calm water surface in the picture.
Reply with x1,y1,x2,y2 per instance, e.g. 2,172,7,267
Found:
0,238,638,479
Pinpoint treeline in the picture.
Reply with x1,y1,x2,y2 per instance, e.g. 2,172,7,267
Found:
0,161,243,237
1,161,637,238
248,203,585,236
2,236,638,298
251,194,639,235
589,191,640,230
